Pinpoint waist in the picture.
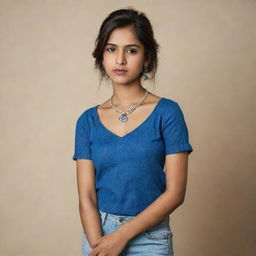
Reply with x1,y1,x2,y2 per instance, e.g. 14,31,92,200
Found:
99,209,169,226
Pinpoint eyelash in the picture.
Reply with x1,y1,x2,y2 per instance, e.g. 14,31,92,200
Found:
105,47,137,54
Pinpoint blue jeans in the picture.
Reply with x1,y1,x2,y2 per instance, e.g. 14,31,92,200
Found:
82,210,174,256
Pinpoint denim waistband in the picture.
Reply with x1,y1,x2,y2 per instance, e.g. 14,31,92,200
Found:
99,209,169,227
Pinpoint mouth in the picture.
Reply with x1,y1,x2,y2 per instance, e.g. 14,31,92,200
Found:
113,69,128,75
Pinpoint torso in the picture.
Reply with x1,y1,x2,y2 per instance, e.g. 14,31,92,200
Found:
96,93,162,138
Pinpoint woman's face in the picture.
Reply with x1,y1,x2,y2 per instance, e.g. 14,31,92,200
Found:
102,26,148,85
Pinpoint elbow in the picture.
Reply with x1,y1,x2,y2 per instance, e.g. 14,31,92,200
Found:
166,190,185,205
79,195,97,210
175,191,186,205
173,197,184,206
178,198,185,205
79,189,98,206
174,195,185,207
177,194,185,205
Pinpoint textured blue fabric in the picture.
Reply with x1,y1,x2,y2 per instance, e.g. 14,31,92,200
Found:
72,97,193,216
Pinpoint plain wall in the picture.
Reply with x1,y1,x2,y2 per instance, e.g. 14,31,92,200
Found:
0,0,255,255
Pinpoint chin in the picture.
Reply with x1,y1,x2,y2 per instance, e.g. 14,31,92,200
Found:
112,75,140,84
115,78,139,85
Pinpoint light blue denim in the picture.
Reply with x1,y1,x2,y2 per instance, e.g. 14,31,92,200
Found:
82,210,174,256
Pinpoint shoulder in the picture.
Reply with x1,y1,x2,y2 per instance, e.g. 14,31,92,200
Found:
74,106,97,131
76,105,96,120
162,97,184,117
163,97,179,107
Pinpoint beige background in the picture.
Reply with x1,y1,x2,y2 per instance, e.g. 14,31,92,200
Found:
1,0,255,255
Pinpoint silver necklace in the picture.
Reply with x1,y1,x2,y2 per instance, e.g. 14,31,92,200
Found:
109,89,149,122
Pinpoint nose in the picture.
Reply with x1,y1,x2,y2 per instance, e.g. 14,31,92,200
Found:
116,49,126,65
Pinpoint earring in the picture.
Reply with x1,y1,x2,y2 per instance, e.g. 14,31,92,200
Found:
102,69,108,78
141,66,149,80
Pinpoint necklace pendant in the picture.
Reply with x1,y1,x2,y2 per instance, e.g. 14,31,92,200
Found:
119,113,128,122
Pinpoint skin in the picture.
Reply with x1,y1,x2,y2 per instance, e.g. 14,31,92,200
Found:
76,25,190,256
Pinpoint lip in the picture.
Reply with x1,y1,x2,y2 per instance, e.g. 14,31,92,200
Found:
113,69,127,75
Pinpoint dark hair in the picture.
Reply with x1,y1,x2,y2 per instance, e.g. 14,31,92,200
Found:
92,7,160,87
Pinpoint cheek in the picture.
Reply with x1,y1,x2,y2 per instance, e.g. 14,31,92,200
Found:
102,57,112,69
129,56,144,69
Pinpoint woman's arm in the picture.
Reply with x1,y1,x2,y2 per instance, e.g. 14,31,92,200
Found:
117,151,189,240
76,159,102,247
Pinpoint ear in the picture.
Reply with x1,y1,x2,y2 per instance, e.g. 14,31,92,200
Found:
143,59,149,67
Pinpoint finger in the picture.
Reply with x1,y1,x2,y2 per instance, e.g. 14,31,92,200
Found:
89,247,99,256
91,243,97,248
88,250,95,256
91,238,101,249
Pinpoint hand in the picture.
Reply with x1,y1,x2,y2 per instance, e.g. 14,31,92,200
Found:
88,229,129,256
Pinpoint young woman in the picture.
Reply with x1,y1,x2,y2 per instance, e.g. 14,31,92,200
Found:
72,7,193,256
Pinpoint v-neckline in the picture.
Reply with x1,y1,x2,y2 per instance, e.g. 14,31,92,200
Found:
94,97,165,139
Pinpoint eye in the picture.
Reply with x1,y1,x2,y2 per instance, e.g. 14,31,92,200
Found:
127,48,137,54
106,47,115,52
105,47,137,54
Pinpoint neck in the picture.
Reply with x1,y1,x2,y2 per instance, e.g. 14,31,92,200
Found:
111,81,148,108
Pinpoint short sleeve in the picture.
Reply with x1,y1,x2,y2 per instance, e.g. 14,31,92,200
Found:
72,112,92,161
162,101,193,155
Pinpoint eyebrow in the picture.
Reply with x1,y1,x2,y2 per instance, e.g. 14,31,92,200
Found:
106,43,141,48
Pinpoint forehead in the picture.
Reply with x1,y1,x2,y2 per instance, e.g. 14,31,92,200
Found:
107,26,142,46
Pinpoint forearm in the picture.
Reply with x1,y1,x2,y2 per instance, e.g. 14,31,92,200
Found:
79,200,102,247
118,191,183,240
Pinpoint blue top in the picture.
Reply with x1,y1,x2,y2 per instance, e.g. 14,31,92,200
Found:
72,97,193,216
